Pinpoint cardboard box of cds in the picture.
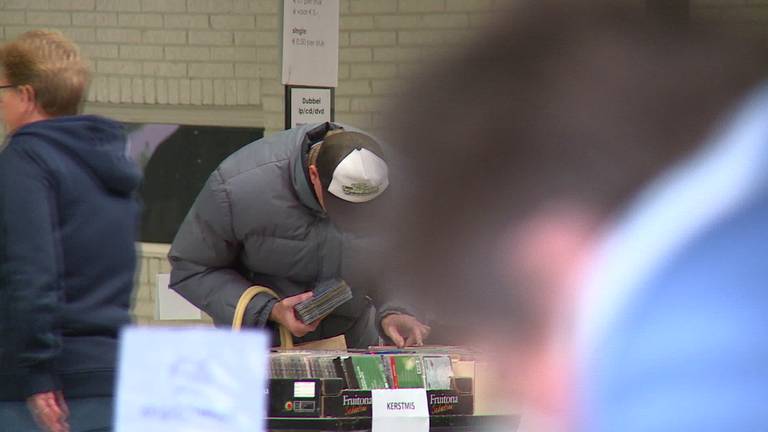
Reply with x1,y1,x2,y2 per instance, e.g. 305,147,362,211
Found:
268,351,475,418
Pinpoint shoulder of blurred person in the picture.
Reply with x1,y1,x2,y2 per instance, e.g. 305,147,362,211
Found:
580,82,768,432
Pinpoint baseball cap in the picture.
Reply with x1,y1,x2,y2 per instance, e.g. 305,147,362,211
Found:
315,131,389,203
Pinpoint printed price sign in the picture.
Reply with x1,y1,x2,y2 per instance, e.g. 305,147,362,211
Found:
282,0,339,87
371,388,429,432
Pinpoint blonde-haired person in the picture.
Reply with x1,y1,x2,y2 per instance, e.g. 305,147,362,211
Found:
0,30,141,432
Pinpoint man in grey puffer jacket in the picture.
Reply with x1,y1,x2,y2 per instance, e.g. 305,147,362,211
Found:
169,122,429,348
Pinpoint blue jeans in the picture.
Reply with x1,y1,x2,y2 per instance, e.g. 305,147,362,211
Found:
0,397,112,432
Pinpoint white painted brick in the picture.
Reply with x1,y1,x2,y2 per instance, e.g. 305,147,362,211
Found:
373,46,421,62
225,79,237,105
260,79,282,96
188,0,234,13
60,27,96,42
164,14,209,29
80,43,119,58
422,13,469,28
155,78,168,103
261,95,282,112
244,0,278,14
189,30,233,46
119,13,163,27
93,76,108,102
131,78,143,103
142,61,187,77
108,76,120,103
235,63,277,78
120,45,163,60
48,0,95,10
398,29,470,45
167,79,179,104
189,62,234,78
339,31,350,47
445,0,493,11
3,26,35,39
2,0,48,9
97,28,141,43
374,15,422,29
398,0,445,13
341,15,374,30
202,79,213,104
350,31,396,46
190,79,203,104
334,96,350,112
263,112,285,131
72,12,117,26
340,47,372,63
143,77,156,103
140,0,185,12
27,11,72,25
351,63,397,79
178,78,191,104
142,30,186,45
98,59,142,74
165,46,210,61
256,14,278,30
234,30,278,46
371,79,404,95
211,15,255,30
120,77,132,102
236,79,249,105
338,63,350,79
211,47,257,61
96,0,140,11
249,80,262,104
256,47,278,63
213,79,226,105
335,112,372,128
336,79,371,96
350,0,396,14
350,96,390,112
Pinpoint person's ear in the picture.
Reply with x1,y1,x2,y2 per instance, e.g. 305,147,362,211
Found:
17,84,37,108
308,164,325,208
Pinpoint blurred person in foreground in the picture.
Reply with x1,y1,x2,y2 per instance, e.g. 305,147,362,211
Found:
379,1,768,430
0,31,141,431
169,122,429,348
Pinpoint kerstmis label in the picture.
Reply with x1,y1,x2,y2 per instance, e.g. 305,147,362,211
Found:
371,389,429,432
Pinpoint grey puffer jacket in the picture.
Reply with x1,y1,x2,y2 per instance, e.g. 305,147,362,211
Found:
169,122,376,346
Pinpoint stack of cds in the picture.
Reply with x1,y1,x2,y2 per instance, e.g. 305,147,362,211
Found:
295,278,353,324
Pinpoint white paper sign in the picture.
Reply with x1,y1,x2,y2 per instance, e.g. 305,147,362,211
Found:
114,326,270,432
290,87,332,128
282,0,339,87
371,389,430,432
156,273,202,320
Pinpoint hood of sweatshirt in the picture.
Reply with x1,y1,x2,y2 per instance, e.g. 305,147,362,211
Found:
11,115,141,195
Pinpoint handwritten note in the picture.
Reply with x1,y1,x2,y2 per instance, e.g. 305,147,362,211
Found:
114,326,269,432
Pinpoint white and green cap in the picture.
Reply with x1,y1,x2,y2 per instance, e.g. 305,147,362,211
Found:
317,131,389,203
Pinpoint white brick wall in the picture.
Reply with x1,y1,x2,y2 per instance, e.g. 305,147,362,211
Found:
0,0,511,136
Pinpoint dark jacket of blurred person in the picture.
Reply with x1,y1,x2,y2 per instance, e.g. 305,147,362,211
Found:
0,30,141,432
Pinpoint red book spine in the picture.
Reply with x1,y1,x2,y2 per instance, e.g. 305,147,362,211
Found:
389,356,399,388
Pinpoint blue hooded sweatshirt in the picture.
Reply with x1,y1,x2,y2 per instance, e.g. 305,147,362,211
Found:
0,115,141,400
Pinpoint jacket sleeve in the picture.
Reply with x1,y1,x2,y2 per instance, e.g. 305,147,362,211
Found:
0,145,63,397
168,168,276,327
